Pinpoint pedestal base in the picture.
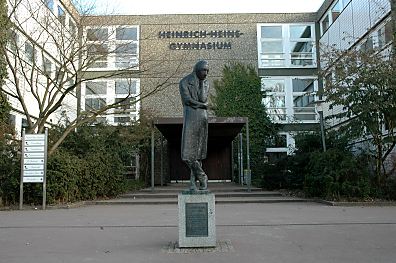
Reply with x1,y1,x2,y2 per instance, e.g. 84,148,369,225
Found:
178,191,216,248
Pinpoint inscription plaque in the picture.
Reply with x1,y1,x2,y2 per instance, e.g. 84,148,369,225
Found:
185,203,208,237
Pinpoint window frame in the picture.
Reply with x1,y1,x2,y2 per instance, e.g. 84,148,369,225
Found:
257,23,317,69
85,25,140,70
261,76,319,124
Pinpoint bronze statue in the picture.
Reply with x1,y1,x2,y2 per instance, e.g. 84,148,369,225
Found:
179,60,209,191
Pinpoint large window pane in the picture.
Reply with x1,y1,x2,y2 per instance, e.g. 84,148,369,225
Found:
69,20,77,37
25,42,35,63
58,6,66,26
87,28,108,41
114,116,131,123
114,97,136,112
115,43,137,54
87,44,108,68
292,79,315,92
290,25,312,39
290,42,313,53
86,81,107,95
261,79,285,92
263,96,285,108
331,0,342,22
10,30,18,52
267,109,287,121
321,15,330,34
116,27,138,40
360,38,373,52
291,59,313,66
115,80,137,94
87,44,108,55
262,60,284,67
44,0,54,12
85,98,106,110
261,41,283,53
293,95,315,107
378,20,393,48
43,57,52,75
268,134,287,147
261,26,282,38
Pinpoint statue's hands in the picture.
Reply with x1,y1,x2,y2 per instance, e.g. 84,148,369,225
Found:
190,101,208,109
199,102,208,109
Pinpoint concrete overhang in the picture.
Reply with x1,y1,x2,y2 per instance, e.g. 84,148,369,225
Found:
153,117,247,143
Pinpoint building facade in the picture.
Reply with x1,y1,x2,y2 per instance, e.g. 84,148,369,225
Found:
3,0,394,181
5,0,79,136
317,0,393,125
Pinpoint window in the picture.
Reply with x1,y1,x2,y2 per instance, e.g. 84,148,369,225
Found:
85,98,106,110
268,134,287,148
114,26,139,69
21,118,29,136
320,0,352,36
114,97,137,113
69,20,77,37
95,117,107,124
58,5,66,26
44,0,54,12
85,81,107,95
116,28,138,40
262,77,318,123
115,80,137,94
87,28,108,41
124,152,139,179
25,42,36,63
9,30,18,52
43,57,52,76
331,0,342,21
55,66,65,85
290,25,312,39
259,25,284,67
85,26,139,69
262,79,286,121
292,79,315,121
321,14,330,35
114,116,131,123
292,78,314,92
258,24,316,68
290,25,314,66
360,38,374,52
87,44,108,68
378,20,393,48
115,43,138,68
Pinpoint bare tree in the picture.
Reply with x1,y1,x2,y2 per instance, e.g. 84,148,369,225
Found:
1,0,185,155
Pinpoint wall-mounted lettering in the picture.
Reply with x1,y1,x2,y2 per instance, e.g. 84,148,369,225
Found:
158,29,244,50
170,42,232,50
159,30,244,39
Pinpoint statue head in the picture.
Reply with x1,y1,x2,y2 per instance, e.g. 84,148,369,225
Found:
194,60,209,81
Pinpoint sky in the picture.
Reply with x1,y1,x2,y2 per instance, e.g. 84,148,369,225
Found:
84,0,325,15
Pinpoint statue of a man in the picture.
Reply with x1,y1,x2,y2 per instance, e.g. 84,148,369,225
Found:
179,60,209,191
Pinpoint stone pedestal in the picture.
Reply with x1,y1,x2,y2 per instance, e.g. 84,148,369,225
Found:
178,191,216,248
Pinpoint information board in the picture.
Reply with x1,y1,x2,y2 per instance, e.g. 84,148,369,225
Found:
19,129,48,210
22,134,46,183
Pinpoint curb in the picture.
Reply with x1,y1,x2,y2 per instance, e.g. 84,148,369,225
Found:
315,200,396,206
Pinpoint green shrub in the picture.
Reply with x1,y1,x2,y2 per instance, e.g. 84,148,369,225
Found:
0,139,20,205
304,149,371,200
47,150,85,203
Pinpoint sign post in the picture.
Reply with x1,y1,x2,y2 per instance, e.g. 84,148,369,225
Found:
19,128,48,210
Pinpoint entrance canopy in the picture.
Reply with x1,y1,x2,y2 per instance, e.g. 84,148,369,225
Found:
150,117,250,188
153,117,247,142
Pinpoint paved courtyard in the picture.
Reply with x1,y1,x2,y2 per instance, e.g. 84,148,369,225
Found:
1,202,396,263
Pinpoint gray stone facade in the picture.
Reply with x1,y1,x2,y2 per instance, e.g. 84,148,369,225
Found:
83,13,316,118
